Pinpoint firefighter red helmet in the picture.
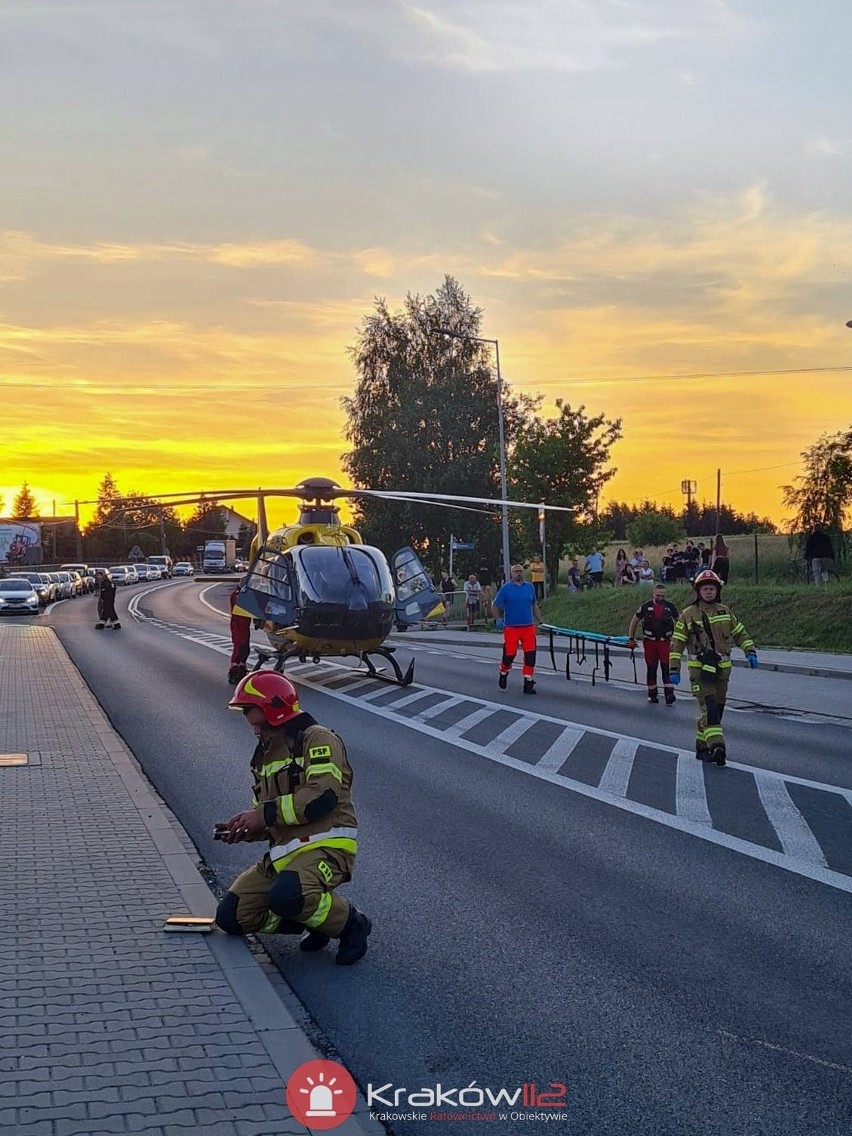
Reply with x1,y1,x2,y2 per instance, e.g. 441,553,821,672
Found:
228,671,302,727
693,569,723,592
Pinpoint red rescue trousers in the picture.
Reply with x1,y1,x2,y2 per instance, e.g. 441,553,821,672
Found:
500,624,537,678
642,639,672,695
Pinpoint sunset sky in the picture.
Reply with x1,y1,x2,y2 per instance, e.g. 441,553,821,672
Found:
2,0,851,531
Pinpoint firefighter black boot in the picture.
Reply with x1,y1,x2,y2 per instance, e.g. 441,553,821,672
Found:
336,906,371,966
695,746,711,761
712,745,727,768
664,689,676,705
648,693,659,704
498,672,508,690
300,930,331,953
523,678,537,695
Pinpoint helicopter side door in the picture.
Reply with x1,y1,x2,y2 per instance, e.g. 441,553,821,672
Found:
233,547,299,627
390,548,445,627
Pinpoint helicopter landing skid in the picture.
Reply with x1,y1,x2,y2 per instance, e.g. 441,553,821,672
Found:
251,646,305,674
361,647,415,687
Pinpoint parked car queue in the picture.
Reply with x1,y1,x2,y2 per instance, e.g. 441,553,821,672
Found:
1,561,196,614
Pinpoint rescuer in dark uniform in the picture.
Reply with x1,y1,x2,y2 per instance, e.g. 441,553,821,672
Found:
214,671,371,966
95,572,120,630
626,583,679,704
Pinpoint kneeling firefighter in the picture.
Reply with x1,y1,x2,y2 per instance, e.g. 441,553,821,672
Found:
215,671,371,965
669,570,759,766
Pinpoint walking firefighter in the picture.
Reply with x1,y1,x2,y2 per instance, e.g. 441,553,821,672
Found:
669,570,759,767
95,573,121,630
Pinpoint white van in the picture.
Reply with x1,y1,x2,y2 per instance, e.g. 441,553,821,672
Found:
146,555,173,578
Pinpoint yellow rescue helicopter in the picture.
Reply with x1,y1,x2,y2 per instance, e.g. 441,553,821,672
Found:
233,477,447,685
86,479,573,686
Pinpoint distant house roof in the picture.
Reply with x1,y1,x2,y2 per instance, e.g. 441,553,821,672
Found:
219,506,255,539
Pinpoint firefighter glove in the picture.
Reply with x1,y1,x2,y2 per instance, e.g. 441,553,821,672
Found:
669,672,681,685
747,654,759,668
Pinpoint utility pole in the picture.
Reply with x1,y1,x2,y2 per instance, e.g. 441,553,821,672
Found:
538,504,546,599
716,468,722,535
680,479,697,534
74,500,83,560
159,510,167,554
449,534,455,583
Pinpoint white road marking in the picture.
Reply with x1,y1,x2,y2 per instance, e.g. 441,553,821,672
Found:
754,776,828,866
414,695,467,721
444,706,496,739
536,726,584,773
598,738,640,797
676,753,714,827
130,600,852,895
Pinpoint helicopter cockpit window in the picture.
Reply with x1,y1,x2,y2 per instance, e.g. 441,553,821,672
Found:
392,550,431,602
294,545,386,605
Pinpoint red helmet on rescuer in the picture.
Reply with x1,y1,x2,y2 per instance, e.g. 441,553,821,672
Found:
228,671,302,727
693,569,722,595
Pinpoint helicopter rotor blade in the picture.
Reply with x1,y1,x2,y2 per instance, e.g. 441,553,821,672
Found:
356,490,577,512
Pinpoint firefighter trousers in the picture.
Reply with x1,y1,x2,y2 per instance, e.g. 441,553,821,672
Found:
643,639,672,697
216,846,354,938
688,662,730,752
500,624,537,678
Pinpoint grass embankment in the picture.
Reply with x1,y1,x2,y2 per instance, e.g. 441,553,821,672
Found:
540,584,852,654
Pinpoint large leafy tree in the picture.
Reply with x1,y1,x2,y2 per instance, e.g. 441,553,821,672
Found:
509,399,622,587
82,473,181,560
782,426,852,533
12,481,39,518
342,276,533,576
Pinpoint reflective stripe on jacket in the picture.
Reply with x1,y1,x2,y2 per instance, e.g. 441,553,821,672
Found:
249,723,358,872
670,601,755,670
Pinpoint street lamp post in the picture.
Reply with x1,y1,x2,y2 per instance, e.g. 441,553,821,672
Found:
430,327,511,581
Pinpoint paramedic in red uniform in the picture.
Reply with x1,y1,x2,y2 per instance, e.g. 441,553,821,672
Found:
626,583,679,704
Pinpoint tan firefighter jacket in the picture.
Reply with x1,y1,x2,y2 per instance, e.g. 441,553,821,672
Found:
670,600,756,675
249,723,358,874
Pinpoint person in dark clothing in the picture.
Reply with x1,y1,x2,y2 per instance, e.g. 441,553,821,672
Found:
711,535,730,584
804,524,835,585
228,585,252,684
95,573,120,630
626,584,679,703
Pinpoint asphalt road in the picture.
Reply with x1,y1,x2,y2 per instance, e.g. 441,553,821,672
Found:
48,582,852,1136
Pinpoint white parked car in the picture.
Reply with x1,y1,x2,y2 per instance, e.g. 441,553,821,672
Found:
172,562,194,577
0,578,40,615
109,566,134,586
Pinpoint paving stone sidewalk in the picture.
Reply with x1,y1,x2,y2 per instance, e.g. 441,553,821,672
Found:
0,625,371,1136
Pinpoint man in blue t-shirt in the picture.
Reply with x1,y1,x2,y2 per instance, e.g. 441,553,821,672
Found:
584,546,604,587
492,564,543,695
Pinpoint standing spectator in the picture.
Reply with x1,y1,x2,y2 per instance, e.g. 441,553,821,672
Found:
585,546,605,587
804,524,835,585
463,573,482,630
626,583,679,704
440,571,455,624
661,547,675,583
711,535,730,584
529,554,545,601
566,559,583,593
614,549,630,586
684,540,700,581
493,564,543,695
637,560,655,585
698,541,711,568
